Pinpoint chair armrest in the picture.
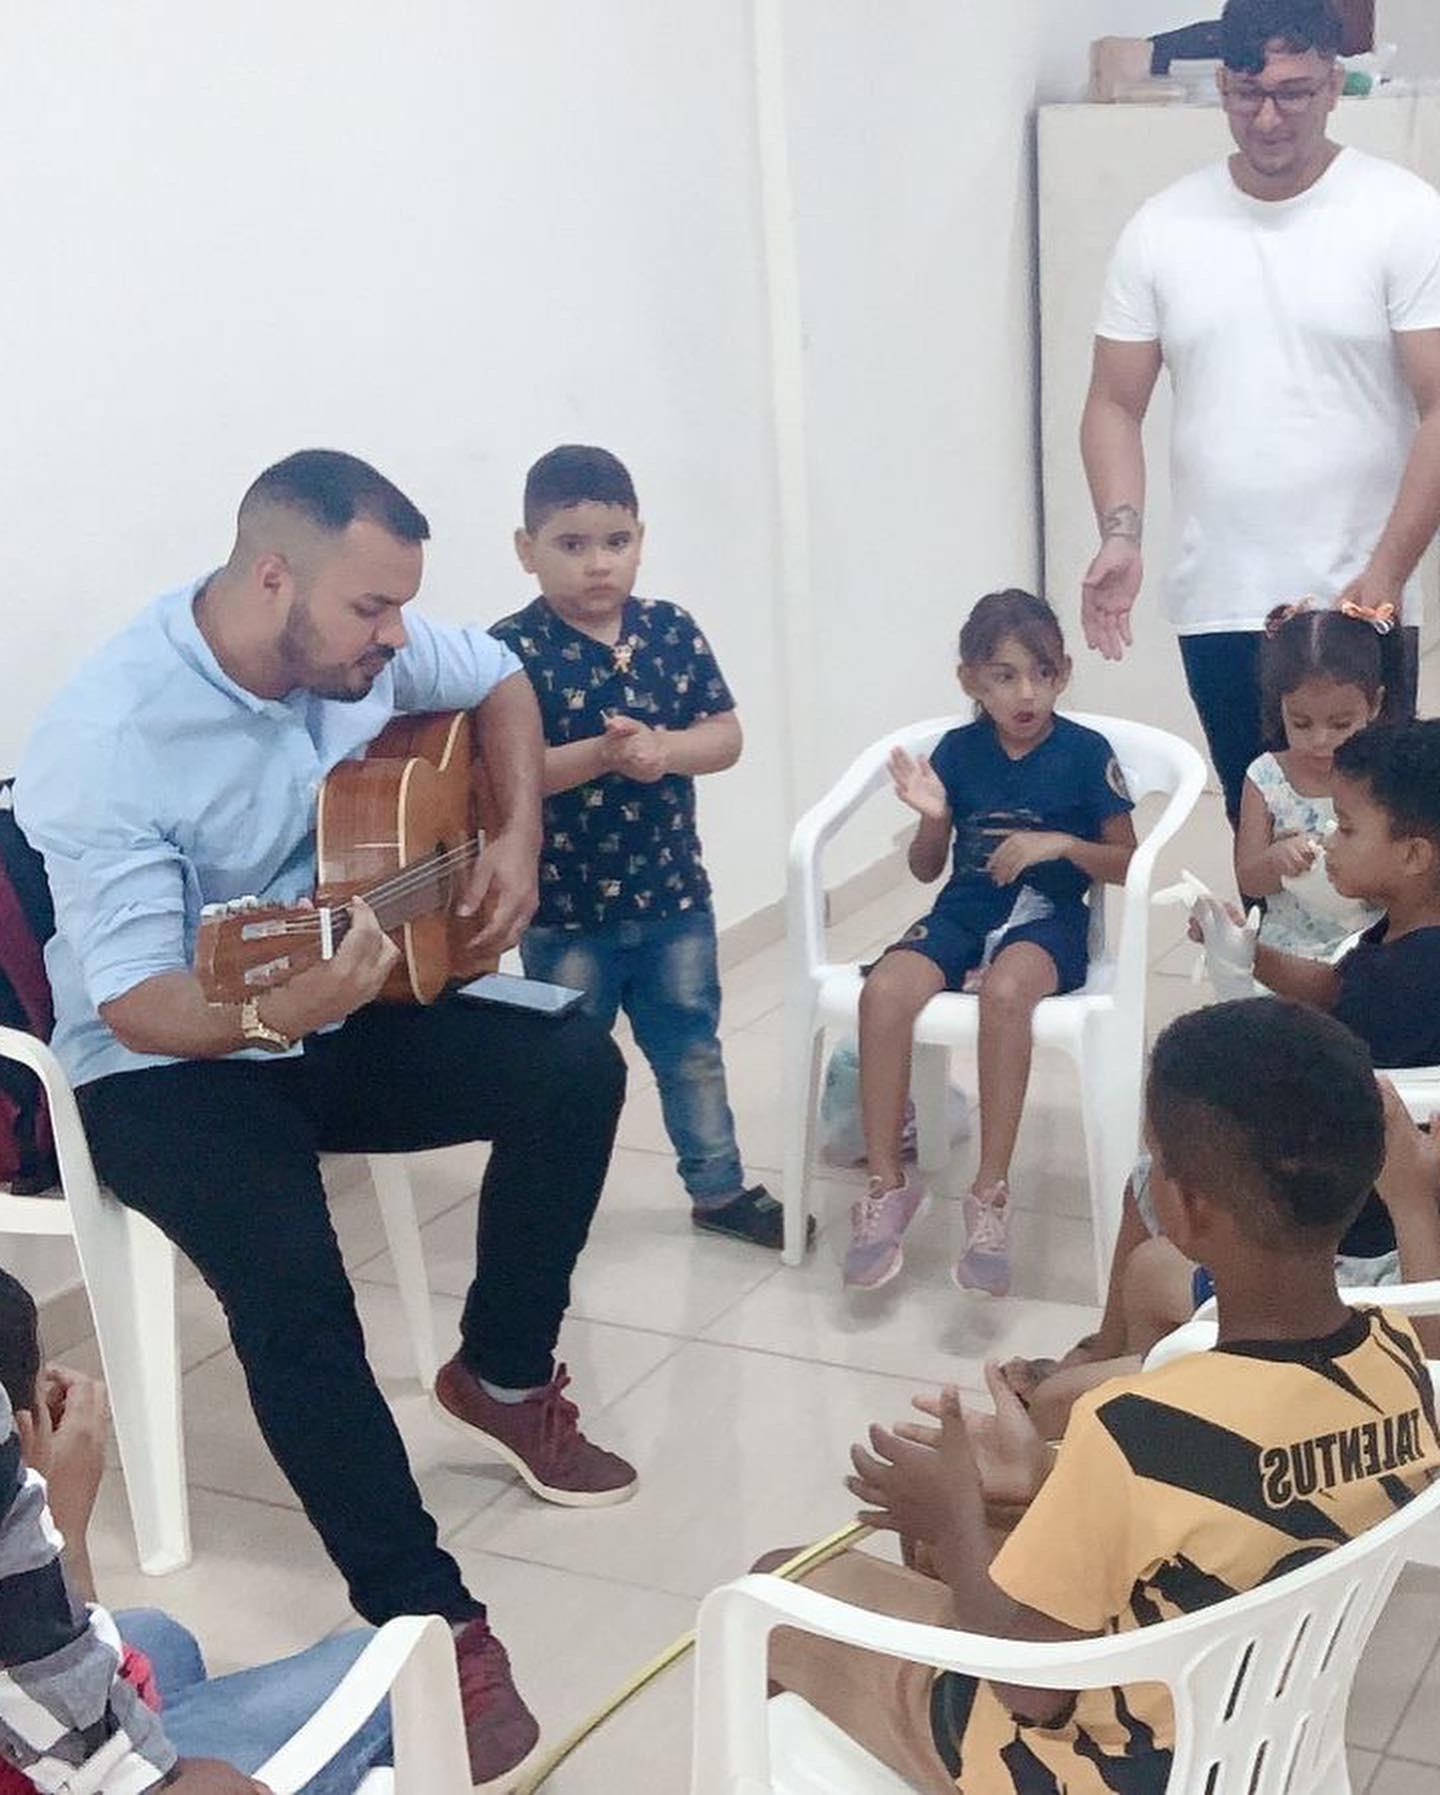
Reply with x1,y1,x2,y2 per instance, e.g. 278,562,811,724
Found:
785,719,955,978
1110,739,1207,1013
256,1616,464,1795
701,1575,1178,1692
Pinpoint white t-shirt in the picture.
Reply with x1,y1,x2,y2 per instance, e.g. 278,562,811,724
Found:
1097,147,1440,635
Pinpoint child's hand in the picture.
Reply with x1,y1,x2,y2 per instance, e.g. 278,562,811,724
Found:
1188,895,1259,1000
1267,832,1317,881
888,748,949,821
604,714,669,783
847,1385,977,1546
986,830,1072,886
901,1365,1050,1509
1376,1078,1440,1219
42,1367,109,1543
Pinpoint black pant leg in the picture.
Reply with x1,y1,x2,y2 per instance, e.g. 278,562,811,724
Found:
1177,631,1265,829
78,1060,481,1626
303,997,626,1390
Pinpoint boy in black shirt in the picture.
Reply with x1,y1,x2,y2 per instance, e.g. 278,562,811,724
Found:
492,447,785,1248
1253,720,1440,1064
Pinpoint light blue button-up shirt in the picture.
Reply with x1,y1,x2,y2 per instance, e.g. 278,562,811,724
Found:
15,578,520,1087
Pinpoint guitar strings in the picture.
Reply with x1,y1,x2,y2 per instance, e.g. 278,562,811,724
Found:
243,837,484,935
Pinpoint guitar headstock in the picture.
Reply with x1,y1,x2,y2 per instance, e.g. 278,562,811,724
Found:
194,898,338,1004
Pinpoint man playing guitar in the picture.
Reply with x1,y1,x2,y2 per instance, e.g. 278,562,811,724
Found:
16,450,636,1791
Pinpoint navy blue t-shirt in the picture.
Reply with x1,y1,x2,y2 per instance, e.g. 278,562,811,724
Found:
927,714,1133,930
1330,918,1440,1262
489,596,736,929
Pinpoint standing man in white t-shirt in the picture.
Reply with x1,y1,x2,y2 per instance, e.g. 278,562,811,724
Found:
1080,0,1440,832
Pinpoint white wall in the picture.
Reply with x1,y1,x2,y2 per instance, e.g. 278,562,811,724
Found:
3,3,1060,1296
0,0,790,921
781,2,1044,880
1382,0,1440,74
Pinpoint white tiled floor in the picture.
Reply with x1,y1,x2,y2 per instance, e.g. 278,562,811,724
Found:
47,790,1440,1791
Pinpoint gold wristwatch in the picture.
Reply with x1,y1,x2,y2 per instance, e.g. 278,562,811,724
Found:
239,996,294,1054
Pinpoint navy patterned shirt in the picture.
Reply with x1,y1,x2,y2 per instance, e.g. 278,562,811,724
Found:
490,596,736,929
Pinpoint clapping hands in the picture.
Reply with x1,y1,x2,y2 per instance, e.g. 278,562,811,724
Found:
604,713,669,783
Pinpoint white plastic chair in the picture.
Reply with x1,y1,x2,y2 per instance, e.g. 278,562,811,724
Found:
257,1614,471,1795
691,1459,1440,1795
783,712,1207,1293
1145,1280,1440,1372
0,1021,441,1575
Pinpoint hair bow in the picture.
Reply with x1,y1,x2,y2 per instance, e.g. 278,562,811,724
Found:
1339,600,1397,635
1264,600,1311,637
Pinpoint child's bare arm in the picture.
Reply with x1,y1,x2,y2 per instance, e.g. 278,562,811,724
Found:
658,711,742,776
1059,810,1137,888
848,1384,1086,1724
1376,1081,1440,1355
909,813,952,882
1234,777,1286,898
1254,941,1342,1009
542,737,614,796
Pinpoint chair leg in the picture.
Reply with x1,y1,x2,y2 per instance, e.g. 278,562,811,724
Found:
71,1197,191,1575
781,995,824,1267
1076,1034,1142,1307
368,1155,440,1391
911,1041,952,1195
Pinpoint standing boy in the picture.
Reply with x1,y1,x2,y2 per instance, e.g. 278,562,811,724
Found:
492,446,784,1248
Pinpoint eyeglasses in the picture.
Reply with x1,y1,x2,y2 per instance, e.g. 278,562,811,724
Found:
1221,78,1331,117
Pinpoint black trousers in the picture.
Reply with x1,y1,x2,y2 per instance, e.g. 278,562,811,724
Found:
1178,626,1420,827
78,996,626,1625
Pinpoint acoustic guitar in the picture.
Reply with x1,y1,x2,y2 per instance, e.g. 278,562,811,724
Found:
195,709,499,1005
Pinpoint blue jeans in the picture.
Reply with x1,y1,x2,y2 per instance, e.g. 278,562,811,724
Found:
115,1610,391,1795
522,911,743,1203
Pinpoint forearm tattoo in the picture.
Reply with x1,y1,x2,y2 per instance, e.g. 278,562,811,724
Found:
1100,504,1142,544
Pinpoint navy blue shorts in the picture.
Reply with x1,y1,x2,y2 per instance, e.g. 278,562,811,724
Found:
878,902,1090,996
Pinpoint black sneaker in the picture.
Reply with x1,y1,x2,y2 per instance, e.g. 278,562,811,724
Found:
691,1184,815,1251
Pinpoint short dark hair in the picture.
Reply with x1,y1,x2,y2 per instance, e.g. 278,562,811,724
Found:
0,1269,40,1415
523,445,638,534
240,450,429,543
1260,604,1400,739
1147,999,1383,1249
1334,720,1440,859
958,589,1066,674
1221,0,1344,72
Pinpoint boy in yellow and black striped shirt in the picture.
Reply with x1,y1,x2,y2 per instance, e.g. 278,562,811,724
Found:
769,998,1440,1794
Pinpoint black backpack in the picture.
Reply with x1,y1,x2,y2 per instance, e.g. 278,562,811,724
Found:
0,778,58,1193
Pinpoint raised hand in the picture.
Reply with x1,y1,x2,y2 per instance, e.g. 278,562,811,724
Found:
888,747,949,821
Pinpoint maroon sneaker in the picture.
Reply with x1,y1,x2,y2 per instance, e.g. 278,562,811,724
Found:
433,1357,638,1507
453,1617,541,1792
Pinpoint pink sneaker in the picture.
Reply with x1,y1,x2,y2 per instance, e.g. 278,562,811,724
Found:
844,1175,928,1288
953,1181,1011,1297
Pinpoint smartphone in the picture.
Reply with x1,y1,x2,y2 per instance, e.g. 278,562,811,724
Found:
454,971,588,1018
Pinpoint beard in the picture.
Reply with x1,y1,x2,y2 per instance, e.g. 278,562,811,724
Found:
278,597,393,702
